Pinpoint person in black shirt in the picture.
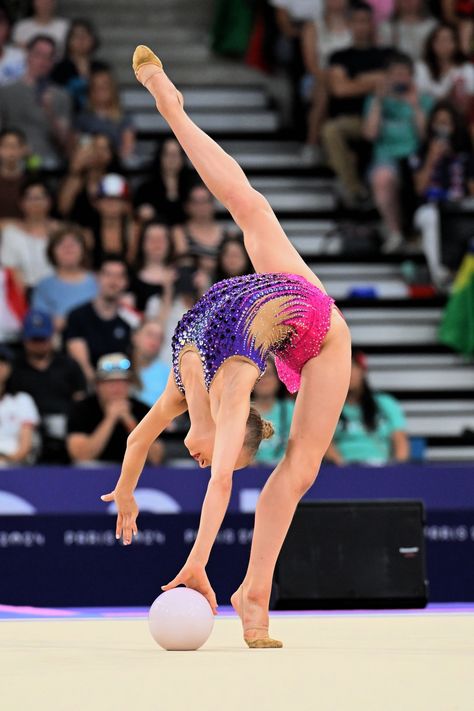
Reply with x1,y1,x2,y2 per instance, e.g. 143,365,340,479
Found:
134,138,195,226
9,309,86,463
67,352,164,464
51,18,107,112
322,2,391,206
65,255,131,385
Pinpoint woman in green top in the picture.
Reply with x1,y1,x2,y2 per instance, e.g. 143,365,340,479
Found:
363,51,433,254
325,350,410,465
253,359,295,465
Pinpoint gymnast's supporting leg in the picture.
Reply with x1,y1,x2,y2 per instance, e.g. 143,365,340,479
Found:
231,323,351,639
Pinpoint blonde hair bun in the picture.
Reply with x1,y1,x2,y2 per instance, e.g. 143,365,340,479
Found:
261,419,275,440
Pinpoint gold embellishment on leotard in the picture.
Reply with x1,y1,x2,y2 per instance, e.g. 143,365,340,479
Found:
244,295,299,354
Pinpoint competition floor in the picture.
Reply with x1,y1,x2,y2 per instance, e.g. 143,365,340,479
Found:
1,604,472,711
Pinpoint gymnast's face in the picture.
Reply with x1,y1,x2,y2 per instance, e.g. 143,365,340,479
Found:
184,428,251,470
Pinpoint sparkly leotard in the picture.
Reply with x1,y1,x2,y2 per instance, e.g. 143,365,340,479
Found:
172,272,338,395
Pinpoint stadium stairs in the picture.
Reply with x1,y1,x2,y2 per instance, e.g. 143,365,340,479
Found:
62,0,474,462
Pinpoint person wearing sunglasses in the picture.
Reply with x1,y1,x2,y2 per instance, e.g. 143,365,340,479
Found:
67,352,163,465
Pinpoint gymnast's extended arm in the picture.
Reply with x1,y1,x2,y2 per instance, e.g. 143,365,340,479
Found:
158,376,254,611
184,376,253,567
100,372,187,544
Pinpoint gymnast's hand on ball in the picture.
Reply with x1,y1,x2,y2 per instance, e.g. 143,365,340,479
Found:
161,561,218,615
101,489,139,546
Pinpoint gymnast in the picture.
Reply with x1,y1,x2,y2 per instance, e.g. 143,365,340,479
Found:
101,46,352,648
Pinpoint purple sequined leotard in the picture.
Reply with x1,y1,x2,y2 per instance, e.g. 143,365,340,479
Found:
172,272,337,395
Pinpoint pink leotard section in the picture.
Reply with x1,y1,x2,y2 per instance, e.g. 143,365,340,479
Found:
273,275,341,394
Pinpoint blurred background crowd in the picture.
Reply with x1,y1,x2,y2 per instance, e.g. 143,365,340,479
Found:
0,0,472,470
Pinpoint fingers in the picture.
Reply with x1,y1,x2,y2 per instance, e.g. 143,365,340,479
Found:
161,576,180,591
205,588,219,615
114,512,138,545
116,512,123,540
100,492,115,502
122,513,138,546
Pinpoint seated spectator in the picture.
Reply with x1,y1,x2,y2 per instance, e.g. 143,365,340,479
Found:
415,24,474,110
85,173,136,269
325,349,410,465
270,1,322,137
67,352,163,464
75,67,135,162
365,0,394,24
442,0,473,56
32,224,97,331
411,100,474,287
52,18,107,112
0,178,59,289
0,128,28,219
0,344,39,465
322,2,392,207
213,236,253,283
301,0,352,163
378,0,437,62
134,138,195,226
186,246,217,298
12,0,69,55
131,321,171,407
0,265,28,343
9,310,86,463
128,220,176,317
160,279,198,367
64,255,131,385
57,133,119,226
363,51,433,253
253,359,295,464
0,35,72,169
173,184,228,257
0,6,26,86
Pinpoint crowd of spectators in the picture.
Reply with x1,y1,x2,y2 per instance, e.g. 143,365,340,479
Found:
269,0,474,272
0,0,414,467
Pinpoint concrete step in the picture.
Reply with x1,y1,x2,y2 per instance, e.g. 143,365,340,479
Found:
123,87,267,111
370,364,474,393
405,413,474,437
103,43,211,64
134,109,279,135
63,7,209,25
404,399,474,437
403,400,474,414
366,353,465,368
65,0,199,8
250,176,332,191
113,60,264,86
94,27,202,43
348,321,436,345
307,275,409,299
427,445,474,461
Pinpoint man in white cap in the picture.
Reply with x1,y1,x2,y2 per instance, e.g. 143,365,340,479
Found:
67,352,164,465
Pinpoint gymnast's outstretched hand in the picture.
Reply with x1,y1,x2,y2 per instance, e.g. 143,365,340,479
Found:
101,489,139,546
161,560,218,615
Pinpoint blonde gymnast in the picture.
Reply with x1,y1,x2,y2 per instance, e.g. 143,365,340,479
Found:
101,46,352,648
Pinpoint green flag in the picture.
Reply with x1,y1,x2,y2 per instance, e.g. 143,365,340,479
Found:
438,245,474,357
